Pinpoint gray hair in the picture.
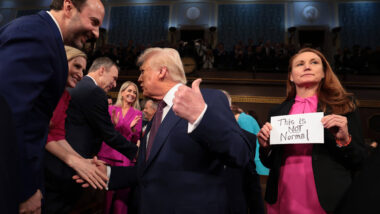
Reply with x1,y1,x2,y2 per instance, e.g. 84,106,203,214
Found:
137,47,187,84
220,90,232,107
144,99,158,110
88,57,118,73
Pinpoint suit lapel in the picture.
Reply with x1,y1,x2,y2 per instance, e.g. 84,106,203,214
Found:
276,99,294,115
143,108,180,172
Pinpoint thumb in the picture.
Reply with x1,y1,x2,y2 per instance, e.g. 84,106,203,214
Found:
93,156,99,163
191,78,202,93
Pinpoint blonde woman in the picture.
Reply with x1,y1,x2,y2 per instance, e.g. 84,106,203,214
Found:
98,81,142,214
44,46,108,213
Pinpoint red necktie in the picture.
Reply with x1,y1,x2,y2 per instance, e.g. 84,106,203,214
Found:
146,100,166,161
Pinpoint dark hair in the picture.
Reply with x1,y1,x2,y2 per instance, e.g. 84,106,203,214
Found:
286,48,355,115
50,0,87,11
231,104,243,115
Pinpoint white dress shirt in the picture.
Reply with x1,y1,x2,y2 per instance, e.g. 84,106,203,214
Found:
106,83,208,185
46,11,63,41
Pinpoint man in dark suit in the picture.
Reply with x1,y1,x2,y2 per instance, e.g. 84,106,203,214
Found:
141,99,158,135
44,57,138,213
0,0,105,212
94,48,252,214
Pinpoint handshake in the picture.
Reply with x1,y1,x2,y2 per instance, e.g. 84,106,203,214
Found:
70,156,109,189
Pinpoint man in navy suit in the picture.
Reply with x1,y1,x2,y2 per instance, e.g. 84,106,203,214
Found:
89,48,251,214
0,0,105,212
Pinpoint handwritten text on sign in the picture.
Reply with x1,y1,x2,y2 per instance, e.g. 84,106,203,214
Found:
270,112,324,145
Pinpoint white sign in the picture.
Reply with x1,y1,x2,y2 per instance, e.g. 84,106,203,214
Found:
270,112,324,145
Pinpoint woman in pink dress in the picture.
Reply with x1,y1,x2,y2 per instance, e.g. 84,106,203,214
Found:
98,81,142,214
257,48,367,213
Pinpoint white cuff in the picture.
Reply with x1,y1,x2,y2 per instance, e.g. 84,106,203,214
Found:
106,165,111,190
187,104,208,133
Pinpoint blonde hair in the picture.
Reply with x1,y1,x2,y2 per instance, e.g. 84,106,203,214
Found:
137,47,187,84
65,45,87,61
114,81,140,110
286,48,355,114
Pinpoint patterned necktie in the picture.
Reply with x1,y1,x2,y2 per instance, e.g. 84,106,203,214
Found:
146,100,166,161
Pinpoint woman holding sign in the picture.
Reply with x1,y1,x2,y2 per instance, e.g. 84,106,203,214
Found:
257,48,366,214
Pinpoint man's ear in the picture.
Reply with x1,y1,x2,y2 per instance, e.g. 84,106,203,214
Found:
63,0,74,17
99,66,105,76
158,66,168,80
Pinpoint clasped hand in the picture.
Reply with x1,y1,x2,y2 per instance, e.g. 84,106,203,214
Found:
72,156,108,189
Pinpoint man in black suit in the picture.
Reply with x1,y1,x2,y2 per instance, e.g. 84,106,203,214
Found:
141,99,157,135
44,57,137,213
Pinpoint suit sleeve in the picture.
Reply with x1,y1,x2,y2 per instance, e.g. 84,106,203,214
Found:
189,90,251,168
0,23,56,202
108,166,138,190
334,108,367,169
81,88,138,160
259,108,279,169
241,129,265,214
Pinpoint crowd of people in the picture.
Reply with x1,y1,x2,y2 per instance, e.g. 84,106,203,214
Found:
87,39,380,75
1,0,380,214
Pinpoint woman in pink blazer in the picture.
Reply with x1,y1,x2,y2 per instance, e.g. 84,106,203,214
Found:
98,81,142,214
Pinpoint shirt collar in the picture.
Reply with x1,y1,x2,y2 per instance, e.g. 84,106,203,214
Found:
162,83,182,108
86,75,98,86
46,11,63,41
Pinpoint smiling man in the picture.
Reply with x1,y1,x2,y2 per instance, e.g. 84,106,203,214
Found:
0,0,105,213
44,57,137,213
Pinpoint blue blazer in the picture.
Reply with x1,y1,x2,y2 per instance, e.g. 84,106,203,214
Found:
0,11,67,202
109,89,251,214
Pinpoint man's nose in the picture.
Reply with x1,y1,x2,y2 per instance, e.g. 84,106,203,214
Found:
92,28,100,39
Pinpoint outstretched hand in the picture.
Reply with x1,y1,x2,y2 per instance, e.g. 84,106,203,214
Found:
173,78,206,124
72,156,108,189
